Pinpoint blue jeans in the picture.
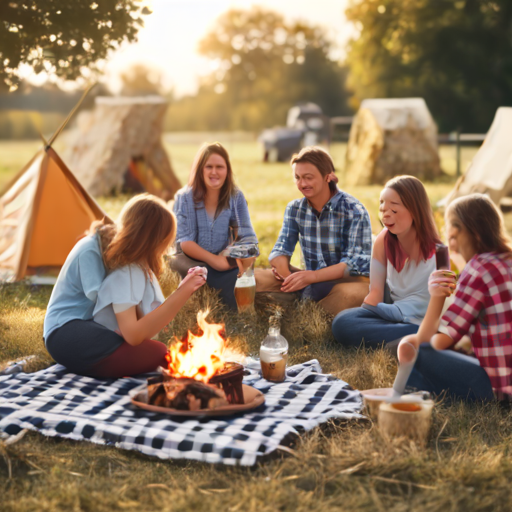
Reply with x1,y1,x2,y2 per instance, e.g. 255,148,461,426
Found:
407,344,494,402
332,306,419,349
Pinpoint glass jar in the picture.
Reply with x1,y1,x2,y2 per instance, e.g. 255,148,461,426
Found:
234,265,256,313
260,326,288,382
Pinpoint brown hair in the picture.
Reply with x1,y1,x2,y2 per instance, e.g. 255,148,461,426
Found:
103,194,176,278
384,175,441,271
88,218,116,263
188,142,236,214
291,146,338,192
447,193,512,254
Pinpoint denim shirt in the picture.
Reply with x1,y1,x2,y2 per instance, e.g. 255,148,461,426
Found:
173,186,259,255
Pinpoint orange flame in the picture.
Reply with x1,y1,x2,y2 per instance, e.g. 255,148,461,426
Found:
166,310,226,383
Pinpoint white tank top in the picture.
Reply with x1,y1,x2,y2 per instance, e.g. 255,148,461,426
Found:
386,253,436,325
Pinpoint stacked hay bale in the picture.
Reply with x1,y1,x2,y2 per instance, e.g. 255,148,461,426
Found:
63,96,180,200
345,98,441,186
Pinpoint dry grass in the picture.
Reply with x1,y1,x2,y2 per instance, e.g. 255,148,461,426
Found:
1,138,512,511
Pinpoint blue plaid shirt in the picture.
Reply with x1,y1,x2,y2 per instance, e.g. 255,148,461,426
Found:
269,188,372,275
174,186,259,255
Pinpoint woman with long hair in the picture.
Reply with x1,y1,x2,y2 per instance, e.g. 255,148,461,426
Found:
44,194,206,378
398,193,512,401
170,142,259,309
332,175,442,348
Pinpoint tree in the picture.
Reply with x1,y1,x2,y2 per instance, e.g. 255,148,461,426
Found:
345,0,512,132
120,63,166,96
187,7,351,131
0,0,149,90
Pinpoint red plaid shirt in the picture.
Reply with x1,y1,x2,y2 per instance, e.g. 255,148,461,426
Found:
439,252,512,399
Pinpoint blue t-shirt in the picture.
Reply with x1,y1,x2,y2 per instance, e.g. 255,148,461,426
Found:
93,264,165,332
43,234,106,340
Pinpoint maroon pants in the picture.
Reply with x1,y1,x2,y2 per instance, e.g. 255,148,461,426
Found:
88,339,168,379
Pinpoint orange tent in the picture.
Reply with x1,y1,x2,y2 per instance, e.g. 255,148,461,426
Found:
0,146,111,282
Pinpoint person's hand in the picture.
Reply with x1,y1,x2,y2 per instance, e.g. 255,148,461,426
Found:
428,270,457,297
209,255,235,272
178,266,207,294
236,256,256,277
397,335,420,365
280,270,316,292
271,266,290,282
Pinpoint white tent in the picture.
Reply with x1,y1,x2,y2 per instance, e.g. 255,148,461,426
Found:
345,98,441,186
446,107,512,205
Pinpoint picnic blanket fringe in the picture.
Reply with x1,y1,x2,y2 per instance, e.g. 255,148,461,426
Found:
0,359,363,466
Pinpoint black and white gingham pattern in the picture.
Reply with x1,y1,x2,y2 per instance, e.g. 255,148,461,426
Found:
0,359,363,466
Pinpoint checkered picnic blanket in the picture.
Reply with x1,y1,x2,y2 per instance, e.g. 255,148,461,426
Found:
0,359,363,466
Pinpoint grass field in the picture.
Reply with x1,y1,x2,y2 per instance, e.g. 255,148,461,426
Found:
2,137,512,512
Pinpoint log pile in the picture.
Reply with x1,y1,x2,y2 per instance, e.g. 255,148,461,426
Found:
147,362,245,411
148,378,229,411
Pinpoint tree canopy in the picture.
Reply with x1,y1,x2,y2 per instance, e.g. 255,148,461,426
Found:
0,0,148,90
345,0,512,132
168,7,351,131
120,63,166,96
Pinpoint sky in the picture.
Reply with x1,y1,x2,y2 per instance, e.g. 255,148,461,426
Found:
103,0,354,97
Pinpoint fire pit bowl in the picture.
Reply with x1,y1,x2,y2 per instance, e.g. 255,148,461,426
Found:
130,383,265,417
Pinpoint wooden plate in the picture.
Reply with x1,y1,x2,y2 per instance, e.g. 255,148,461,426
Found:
130,383,265,417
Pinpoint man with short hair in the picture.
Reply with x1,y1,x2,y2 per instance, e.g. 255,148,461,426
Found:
255,146,372,316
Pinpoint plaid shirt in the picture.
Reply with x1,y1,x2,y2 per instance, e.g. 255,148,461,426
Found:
439,253,512,399
174,186,258,255
269,188,372,275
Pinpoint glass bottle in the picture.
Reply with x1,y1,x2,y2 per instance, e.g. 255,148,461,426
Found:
260,326,288,382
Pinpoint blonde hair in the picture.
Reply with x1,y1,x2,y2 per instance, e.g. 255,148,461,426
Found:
104,194,176,277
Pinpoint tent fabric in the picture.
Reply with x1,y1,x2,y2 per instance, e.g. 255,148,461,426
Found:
0,147,109,282
446,107,512,205
345,97,442,186
63,96,180,200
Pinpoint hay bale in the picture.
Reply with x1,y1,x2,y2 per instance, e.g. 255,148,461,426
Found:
63,96,180,200
345,98,442,186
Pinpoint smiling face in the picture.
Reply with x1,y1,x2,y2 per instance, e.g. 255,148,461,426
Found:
202,153,228,192
293,162,329,202
379,187,414,236
446,212,477,261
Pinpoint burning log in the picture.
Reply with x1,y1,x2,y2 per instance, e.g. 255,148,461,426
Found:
148,378,229,410
147,362,245,411
148,310,248,411
207,362,244,405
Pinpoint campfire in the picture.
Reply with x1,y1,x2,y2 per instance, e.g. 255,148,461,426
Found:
147,310,245,411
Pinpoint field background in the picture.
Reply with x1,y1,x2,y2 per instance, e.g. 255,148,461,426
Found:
2,137,512,512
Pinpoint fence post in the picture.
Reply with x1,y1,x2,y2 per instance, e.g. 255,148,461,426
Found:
456,130,461,177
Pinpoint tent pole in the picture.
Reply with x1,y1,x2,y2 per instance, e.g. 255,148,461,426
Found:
46,83,95,149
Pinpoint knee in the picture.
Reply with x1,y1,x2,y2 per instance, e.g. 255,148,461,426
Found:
332,308,365,347
144,339,168,358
